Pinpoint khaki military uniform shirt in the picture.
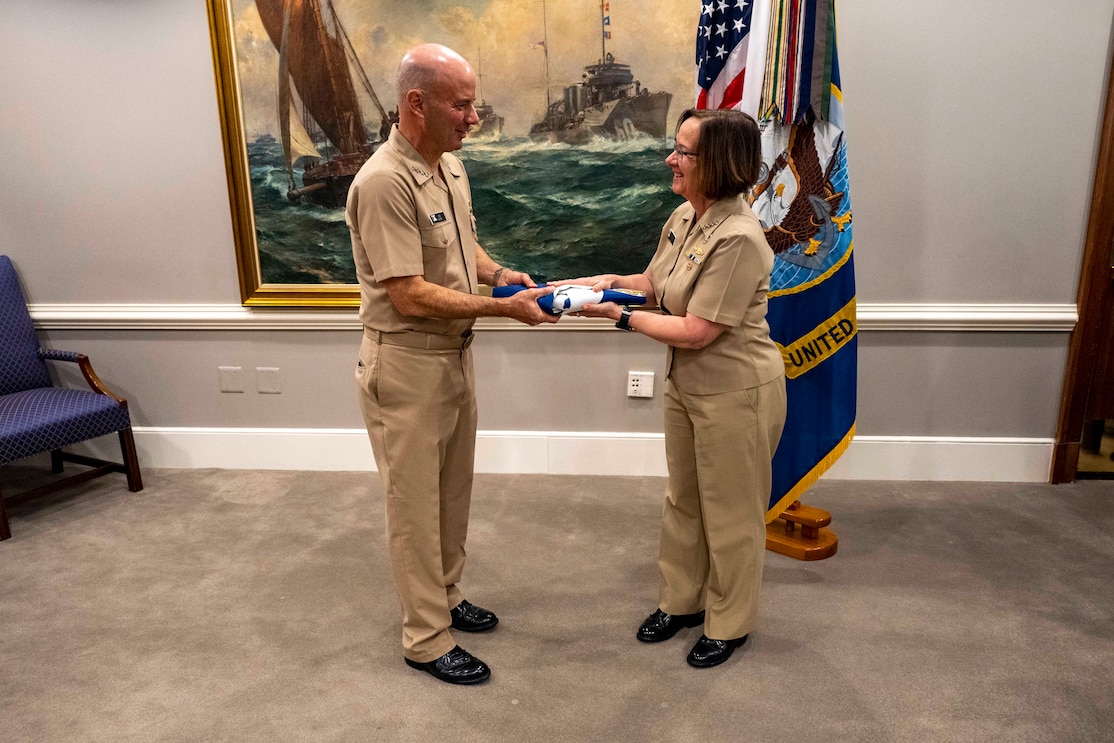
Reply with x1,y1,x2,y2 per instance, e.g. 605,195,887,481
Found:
346,126,479,337
647,196,784,394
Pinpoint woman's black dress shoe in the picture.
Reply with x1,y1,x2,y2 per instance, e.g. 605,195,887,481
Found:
405,646,491,685
686,634,748,668
636,608,705,643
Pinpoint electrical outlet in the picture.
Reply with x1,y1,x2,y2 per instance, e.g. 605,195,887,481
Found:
256,367,281,394
218,366,243,393
627,371,654,398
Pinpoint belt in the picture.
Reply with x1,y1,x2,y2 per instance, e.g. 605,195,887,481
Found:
369,329,474,350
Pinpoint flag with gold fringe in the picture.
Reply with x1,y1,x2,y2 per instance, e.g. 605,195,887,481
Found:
697,0,856,523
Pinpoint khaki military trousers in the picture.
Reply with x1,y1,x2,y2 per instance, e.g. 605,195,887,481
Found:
355,331,477,662
657,374,786,641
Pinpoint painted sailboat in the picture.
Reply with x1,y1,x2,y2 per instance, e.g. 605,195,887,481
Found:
529,0,672,144
254,0,389,206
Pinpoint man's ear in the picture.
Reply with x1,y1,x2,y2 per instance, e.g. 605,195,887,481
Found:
405,89,424,117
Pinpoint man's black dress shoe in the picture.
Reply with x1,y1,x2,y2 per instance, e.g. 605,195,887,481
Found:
404,646,491,685
636,608,705,643
450,599,499,632
686,634,748,668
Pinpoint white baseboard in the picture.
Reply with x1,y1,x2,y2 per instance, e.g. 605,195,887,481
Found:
71,427,1054,483
822,436,1053,482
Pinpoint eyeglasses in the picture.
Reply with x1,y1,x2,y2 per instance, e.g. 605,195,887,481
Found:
672,144,699,160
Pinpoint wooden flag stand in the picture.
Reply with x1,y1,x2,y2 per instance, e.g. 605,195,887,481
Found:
766,501,838,560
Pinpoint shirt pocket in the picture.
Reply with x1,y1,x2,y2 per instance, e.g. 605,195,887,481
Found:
419,221,453,286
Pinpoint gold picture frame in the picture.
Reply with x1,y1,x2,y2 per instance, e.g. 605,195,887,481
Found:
207,0,695,308
208,0,358,307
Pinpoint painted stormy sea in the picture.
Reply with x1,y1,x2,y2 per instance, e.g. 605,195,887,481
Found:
247,134,682,285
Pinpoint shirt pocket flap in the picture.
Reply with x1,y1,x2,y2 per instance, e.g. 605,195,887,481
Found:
420,222,453,248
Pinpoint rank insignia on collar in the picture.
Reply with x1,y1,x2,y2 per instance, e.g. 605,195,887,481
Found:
429,212,447,224
411,166,431,178
668,229,676,244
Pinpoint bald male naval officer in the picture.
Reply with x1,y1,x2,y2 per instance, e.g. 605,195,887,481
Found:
346,43,557,685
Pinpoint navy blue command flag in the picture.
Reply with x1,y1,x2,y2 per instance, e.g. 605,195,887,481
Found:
696,0,857,522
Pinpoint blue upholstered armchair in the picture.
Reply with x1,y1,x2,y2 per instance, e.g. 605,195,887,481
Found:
0,256,142,540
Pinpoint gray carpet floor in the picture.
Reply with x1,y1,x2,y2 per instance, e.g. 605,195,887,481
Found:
1,466,1112,742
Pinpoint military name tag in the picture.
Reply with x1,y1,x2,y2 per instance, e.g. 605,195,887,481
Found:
429,212,447,224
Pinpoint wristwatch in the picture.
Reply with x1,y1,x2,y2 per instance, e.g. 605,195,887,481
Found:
616,307,634,331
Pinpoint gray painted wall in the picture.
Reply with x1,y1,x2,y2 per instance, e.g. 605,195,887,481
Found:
843,0,1108,304
2,0,1110,441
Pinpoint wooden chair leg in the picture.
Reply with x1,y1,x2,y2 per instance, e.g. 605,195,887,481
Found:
118,428,143,492
0,480,11,541
50,449,64,474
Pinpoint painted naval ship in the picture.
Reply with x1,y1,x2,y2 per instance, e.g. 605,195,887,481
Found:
471,101,505,139
470,52,504,139
529,1,671,144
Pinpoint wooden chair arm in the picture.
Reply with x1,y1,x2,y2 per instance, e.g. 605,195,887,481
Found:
38,348,127,405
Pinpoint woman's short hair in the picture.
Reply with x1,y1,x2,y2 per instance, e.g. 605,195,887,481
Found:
677,108,762,200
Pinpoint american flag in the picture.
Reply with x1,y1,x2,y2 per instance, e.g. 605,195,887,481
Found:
696,0,767,114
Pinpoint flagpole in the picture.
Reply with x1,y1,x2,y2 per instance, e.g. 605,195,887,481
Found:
599,1,606,63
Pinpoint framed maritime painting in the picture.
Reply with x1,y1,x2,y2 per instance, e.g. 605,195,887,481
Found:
207,0,697,307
